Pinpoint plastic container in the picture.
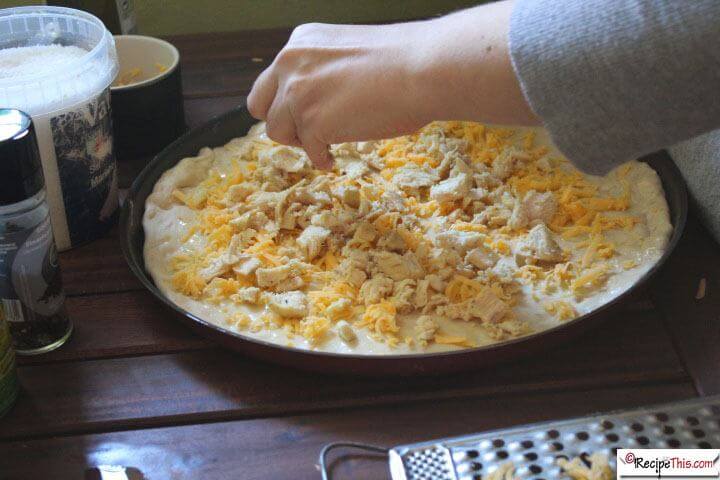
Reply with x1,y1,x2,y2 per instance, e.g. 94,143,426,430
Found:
0,6,120,251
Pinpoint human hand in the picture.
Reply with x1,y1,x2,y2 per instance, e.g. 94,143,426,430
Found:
247,0,537,168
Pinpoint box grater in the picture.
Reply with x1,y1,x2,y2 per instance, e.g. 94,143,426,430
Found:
385,396,720,480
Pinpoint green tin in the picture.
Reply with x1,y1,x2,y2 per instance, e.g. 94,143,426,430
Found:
0,316,18,418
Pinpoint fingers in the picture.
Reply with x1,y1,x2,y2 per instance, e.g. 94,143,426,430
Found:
265,96,301,147
265,92,329,170
247,67,278,120
297,129,333,170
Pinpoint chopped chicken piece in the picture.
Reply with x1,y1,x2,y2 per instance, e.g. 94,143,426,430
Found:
351,222,378,244
230,210,269,230
414,315,439,346
336,320,357,344
491,257,517,283
338,252,369,287
232,254,262,276
392,279,416,313
295,204,322,229
474,172,501,189
358,275,394,305
230,287,260,304
247,191,284,213
465,247,499,270
435,231,485,256
484,318,530,341
474,205,512,227
335,157,369,179
277,245,302,259
380,190,406,212
378,231,407,252
414,278,430,308
295,184,332,206
429,173,472,203
258,167,290,192
450,158,473,177
225,183,254,204
428,248,461,271
257,145,308,173
273,276,305,292
374,251,424,281
426,274,446,292
508,190,558,230
297,225,331,260
267,291,308,318
365,152,385,170
332,185,361,208
440,137,469,155
393,164,439,191
279,203,301,230
346,268,367,288
438,288,508,323
233,229,258,251
492,147,530,180
355,140,377,154
341,247,371,268
469,187,490,202
311,211,339,231
471,289,509,323
435,153,455,179
344,187,361,208
326,298,353,320
198,246,240,282
424,293,450,312
331,142,361,157
255,260,305,289
516,224,564,264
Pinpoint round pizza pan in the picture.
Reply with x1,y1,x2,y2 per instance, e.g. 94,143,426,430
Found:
119,103,688,376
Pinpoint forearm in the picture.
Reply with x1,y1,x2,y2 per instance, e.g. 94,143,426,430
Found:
413,0,538,127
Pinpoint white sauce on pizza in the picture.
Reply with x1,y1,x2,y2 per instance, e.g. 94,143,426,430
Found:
143,122,671,355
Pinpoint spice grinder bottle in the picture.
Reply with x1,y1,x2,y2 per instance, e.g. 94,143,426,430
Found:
0,109,72,355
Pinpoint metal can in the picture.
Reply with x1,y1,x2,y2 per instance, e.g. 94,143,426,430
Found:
0,109,72,355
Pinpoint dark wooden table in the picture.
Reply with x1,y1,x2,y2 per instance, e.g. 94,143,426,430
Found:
2,29,719,480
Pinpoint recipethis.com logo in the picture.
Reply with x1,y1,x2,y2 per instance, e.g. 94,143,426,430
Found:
617,449,719,478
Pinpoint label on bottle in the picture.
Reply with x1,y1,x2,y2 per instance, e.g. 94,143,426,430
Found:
114,0,138,34
49,89,119,248
0,210,70,353
0,214,66,326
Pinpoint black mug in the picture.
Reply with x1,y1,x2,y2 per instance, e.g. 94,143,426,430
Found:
110,35,186,161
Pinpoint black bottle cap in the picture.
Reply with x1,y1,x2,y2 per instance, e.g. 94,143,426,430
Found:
0,109,45,206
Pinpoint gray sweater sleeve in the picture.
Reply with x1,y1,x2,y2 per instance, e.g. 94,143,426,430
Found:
509,0,720,175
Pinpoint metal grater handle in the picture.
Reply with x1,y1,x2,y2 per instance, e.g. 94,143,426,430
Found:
319,442,390,480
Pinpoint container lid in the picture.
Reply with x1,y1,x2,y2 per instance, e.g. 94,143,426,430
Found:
0,7,119,116
0,109,44,206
